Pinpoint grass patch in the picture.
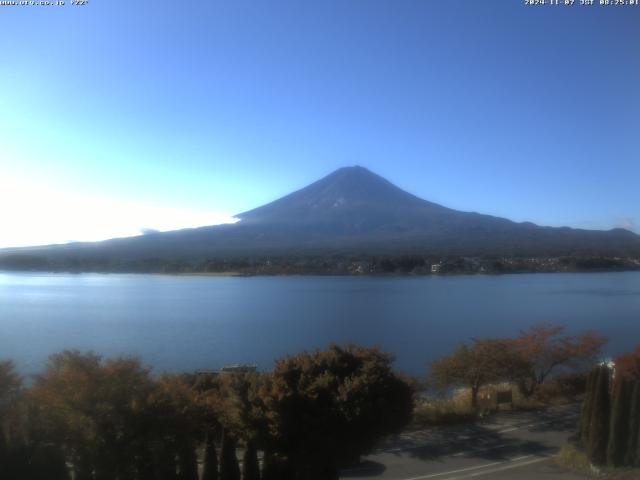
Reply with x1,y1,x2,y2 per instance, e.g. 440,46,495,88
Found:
555,444,640,480
555,444,595,476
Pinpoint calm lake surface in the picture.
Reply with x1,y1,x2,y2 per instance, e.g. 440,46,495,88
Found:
1,271,639,377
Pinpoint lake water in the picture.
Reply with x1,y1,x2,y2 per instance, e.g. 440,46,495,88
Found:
1,271,639,378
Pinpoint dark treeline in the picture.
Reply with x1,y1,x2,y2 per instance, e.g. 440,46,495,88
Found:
0,345,414,480
579,346,640,468
1,253,639,275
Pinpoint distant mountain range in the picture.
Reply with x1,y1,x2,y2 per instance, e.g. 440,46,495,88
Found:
2,166,639,269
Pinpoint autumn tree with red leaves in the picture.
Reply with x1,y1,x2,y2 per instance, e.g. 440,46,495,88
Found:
431,338,526,409
615,346,640,381
511,324,607,397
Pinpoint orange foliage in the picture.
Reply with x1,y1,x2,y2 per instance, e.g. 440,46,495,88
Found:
511,324,607,395
615,346,640,381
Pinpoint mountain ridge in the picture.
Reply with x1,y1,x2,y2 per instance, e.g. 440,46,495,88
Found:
1,166,639,267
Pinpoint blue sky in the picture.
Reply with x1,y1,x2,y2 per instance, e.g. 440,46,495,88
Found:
0,1,638,247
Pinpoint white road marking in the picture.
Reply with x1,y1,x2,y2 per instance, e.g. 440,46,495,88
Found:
398,456,534,480
445,456,548,479
496,427,519,433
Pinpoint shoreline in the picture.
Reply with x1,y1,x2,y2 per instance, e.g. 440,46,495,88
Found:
2,267,640,278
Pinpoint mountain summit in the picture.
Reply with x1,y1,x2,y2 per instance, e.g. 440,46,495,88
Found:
2,166,639,264
236,166,452,234
238,166,445,222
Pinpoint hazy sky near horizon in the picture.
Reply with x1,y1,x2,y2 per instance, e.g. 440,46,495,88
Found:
0,1,638,247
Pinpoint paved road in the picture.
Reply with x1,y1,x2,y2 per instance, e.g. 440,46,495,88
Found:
340,404,589,480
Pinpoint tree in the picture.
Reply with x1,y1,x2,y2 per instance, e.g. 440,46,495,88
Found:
219,432,240,480
27,351,103,479
201,430,219,480
580,369,598,443
214,372,269,451
150,374,207,480
0,360,22,447
607,346,640,467
624,381,640,467
511,325,606,397
607,376,632,467
28,351,157,480
587,365,611,466
263,345,414,480
0,361,36,480
260,451,283,480
242,440,260,480
202,371,268,480
0,360,21,406
177,443,198,480
28,444,71,480
615,347,640,381
431,339,523,409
